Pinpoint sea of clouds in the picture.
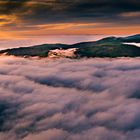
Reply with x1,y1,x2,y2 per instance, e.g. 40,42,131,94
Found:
0,56,140,140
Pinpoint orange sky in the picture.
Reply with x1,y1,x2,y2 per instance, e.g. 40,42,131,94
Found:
0,22,140,40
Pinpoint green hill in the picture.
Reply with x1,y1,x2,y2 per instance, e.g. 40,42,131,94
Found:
0,34,140,58
75,36,140,57
75,42,140,58
0,44,69,57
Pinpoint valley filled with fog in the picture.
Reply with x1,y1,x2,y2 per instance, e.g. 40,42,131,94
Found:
0,56,140,140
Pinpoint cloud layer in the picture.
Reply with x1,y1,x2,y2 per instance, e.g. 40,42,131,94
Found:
0,56,140,140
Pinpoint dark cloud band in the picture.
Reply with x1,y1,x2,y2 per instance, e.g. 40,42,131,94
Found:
0,0,140,26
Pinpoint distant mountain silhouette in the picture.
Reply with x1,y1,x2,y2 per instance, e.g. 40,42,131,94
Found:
0,34,140,58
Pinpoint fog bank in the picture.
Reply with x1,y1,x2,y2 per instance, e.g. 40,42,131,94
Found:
0,56,140,140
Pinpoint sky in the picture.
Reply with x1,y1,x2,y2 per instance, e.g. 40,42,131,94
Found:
0,0,140,40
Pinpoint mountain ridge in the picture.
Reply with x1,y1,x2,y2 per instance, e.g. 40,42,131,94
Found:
0,34,140,58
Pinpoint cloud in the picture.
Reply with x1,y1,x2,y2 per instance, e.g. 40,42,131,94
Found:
0,0,140,28
0,0,140,38
0,56,140,140
0,0,29,14
23,129,69,140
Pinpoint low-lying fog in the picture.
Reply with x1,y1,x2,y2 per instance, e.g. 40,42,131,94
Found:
0,56,140,140
124,43,140,47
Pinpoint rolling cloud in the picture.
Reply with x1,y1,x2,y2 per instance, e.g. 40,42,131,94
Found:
0,56,140,140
